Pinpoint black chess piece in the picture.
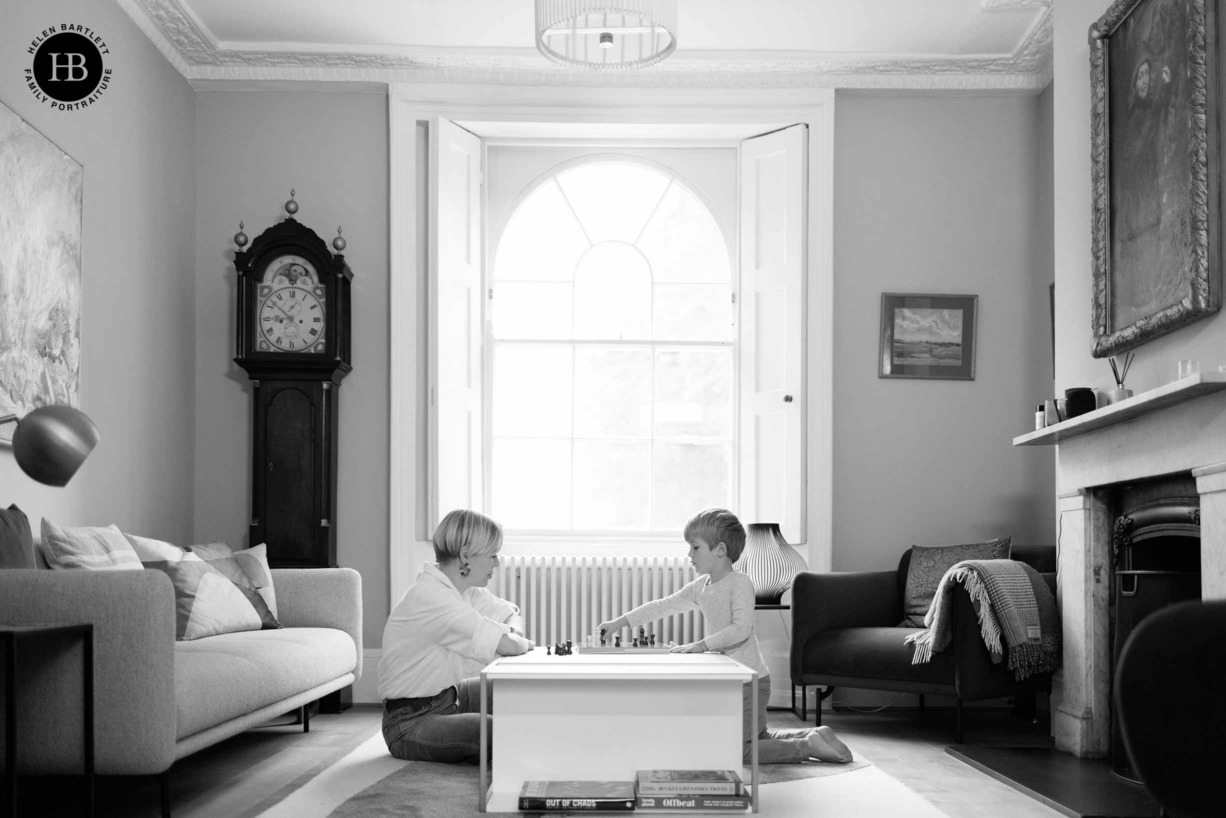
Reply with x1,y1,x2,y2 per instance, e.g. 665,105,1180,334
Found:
546,644,552,655
614,635,621,647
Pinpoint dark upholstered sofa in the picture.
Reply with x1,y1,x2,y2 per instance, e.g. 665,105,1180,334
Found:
789,544,1057,741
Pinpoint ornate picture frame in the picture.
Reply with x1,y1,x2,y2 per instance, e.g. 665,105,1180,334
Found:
1088,0,1221,358
878,293,978,381
0,100,83,444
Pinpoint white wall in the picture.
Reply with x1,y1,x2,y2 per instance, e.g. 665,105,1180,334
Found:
192,90,391,647
831,92,1056,574
1054,1,1226,399
0,0,196,539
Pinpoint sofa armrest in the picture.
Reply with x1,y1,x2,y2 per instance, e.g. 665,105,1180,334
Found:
272,567,363,682
790,569,902,682
0,569,177,775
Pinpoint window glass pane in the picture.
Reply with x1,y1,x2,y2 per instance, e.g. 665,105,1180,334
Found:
493,345,573,437
557,163,670,243
652,442,733,531
573,440,651,530
574,346,652,438
492,438,571,529
654,348,733,438
637,183,731,283
495,180,589,281
492,282,573,340
654,283,732,342
574,242,652,340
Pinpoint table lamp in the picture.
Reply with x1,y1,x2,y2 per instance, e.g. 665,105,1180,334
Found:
0,405,100,486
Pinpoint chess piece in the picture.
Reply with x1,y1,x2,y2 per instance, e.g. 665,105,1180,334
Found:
546,645,552,655
614,635,621,647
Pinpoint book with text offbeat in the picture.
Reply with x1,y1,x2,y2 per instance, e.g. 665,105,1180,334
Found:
635,769,744,795
518,780,637,811
635,793,751,810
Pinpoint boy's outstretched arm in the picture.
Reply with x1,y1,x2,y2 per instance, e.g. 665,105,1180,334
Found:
596,615,629,637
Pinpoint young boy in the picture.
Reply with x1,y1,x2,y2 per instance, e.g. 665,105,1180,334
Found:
597,508,853,764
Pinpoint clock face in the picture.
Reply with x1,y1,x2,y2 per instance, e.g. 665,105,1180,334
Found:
257,284,327,353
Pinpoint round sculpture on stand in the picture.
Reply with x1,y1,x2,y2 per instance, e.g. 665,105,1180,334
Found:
735,523,807,605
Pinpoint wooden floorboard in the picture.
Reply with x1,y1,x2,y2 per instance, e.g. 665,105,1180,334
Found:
14,703,1128,818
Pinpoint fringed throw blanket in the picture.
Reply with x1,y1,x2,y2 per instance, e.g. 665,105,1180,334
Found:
903,559,1060,680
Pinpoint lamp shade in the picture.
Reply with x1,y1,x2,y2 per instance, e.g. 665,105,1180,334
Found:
535,0,678,70
11,405,100,487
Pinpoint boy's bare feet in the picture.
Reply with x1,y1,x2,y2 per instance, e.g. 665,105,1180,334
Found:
806,726,854,763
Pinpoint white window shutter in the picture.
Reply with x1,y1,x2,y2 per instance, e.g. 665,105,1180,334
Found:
739,124,807,544
429,117,484,532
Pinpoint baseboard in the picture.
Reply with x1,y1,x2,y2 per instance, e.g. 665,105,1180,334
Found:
354,648,382,704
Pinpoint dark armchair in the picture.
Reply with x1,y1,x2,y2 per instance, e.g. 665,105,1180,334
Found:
789,544,1057,742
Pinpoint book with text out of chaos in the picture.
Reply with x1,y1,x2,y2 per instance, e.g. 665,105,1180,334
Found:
635,769,744,795
635,793,752,810
517,780,636,811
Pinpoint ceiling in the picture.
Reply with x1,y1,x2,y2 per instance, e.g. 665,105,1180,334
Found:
116,0,1053,91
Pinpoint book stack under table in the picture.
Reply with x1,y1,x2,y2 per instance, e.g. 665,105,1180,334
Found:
479,650,758,812
516,771,749,812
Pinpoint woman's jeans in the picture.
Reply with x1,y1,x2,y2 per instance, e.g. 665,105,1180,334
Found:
382,676,491,764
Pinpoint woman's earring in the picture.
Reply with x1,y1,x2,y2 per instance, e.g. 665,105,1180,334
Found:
459,562,471,577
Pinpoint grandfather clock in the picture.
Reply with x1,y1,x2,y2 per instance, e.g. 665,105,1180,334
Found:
232,191,352,570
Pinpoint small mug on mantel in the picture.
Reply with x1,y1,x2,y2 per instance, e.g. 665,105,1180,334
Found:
1063,387,1096,419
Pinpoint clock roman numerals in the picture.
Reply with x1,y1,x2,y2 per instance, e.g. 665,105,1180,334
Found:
256,284,327,353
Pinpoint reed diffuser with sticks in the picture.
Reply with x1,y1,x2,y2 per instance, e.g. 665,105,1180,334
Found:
1107,352,1134,404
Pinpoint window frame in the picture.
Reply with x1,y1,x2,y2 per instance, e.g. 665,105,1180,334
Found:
483,150,740,540
387,87,834,611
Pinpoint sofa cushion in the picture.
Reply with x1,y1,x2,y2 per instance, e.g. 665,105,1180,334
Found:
174,628,357,739
900,537,1010,627
804,627,957,685
0,504,35,569
123,533,206,563
41,519,142,571
144,559,280,640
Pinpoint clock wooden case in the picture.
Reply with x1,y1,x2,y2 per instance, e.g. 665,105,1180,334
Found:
233,196,352,569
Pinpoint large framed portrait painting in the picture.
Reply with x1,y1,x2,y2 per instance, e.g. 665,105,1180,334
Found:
1089,0,1222,357
0,100,82,444
878,293,978,381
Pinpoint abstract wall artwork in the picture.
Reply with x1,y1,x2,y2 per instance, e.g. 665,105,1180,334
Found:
0,99,82,443
879,293,978,380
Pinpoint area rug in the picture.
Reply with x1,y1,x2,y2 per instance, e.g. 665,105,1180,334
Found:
252,731,950,818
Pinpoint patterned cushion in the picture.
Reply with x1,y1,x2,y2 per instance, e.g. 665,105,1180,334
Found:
41,519,142,571
227,543,278,618
900,537,1011,627
0,505,35,569
143,558,281,640
123,532,204,563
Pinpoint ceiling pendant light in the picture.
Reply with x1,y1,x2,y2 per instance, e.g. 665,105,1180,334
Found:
535,1,678,71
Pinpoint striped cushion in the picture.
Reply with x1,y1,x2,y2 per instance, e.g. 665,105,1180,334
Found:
41,519,142,571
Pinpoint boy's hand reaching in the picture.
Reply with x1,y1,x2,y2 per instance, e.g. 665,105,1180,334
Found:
596,616,628,641
670,640,707,654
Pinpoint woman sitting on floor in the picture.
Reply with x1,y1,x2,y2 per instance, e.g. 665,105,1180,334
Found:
377,509,532,763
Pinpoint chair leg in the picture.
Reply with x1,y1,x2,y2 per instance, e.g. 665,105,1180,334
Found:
918,693,925,713
302,703,311,734
158,770,171,818
955,699,964,744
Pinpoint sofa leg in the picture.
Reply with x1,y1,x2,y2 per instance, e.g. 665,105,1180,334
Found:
302,703,311,734
955,699,964,744
919,694,925,714
158,770,171,818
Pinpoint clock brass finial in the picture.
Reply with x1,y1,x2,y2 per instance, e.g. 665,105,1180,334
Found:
332,226,347,252
234,220,249,249
285,189,299,217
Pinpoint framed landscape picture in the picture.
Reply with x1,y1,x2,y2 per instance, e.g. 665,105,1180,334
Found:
1088,0,1221,358
878,293,977,380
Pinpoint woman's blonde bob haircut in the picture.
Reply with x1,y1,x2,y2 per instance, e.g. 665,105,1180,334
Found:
432,509,504,564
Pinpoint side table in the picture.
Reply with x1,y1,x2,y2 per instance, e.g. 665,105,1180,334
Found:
2,623,94,817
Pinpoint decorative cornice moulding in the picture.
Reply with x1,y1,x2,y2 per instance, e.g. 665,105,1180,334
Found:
119,0,1052,92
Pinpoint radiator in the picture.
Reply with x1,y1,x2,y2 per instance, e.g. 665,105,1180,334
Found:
489,555,705,648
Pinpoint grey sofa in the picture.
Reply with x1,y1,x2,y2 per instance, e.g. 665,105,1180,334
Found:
0,566,362,815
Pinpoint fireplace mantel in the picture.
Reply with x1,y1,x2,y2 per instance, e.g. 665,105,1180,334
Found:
1012,371,1226,759
1014,371,1226,447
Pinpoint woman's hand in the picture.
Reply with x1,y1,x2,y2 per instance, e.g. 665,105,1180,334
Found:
497,632,534,656
670,640,707,654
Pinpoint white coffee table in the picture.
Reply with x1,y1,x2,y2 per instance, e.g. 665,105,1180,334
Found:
479,648,758,812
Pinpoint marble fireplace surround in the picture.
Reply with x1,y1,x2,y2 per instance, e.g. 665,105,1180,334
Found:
1015,373,1226,758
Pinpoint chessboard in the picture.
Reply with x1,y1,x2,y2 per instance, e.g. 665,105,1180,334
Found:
577,645,675,654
